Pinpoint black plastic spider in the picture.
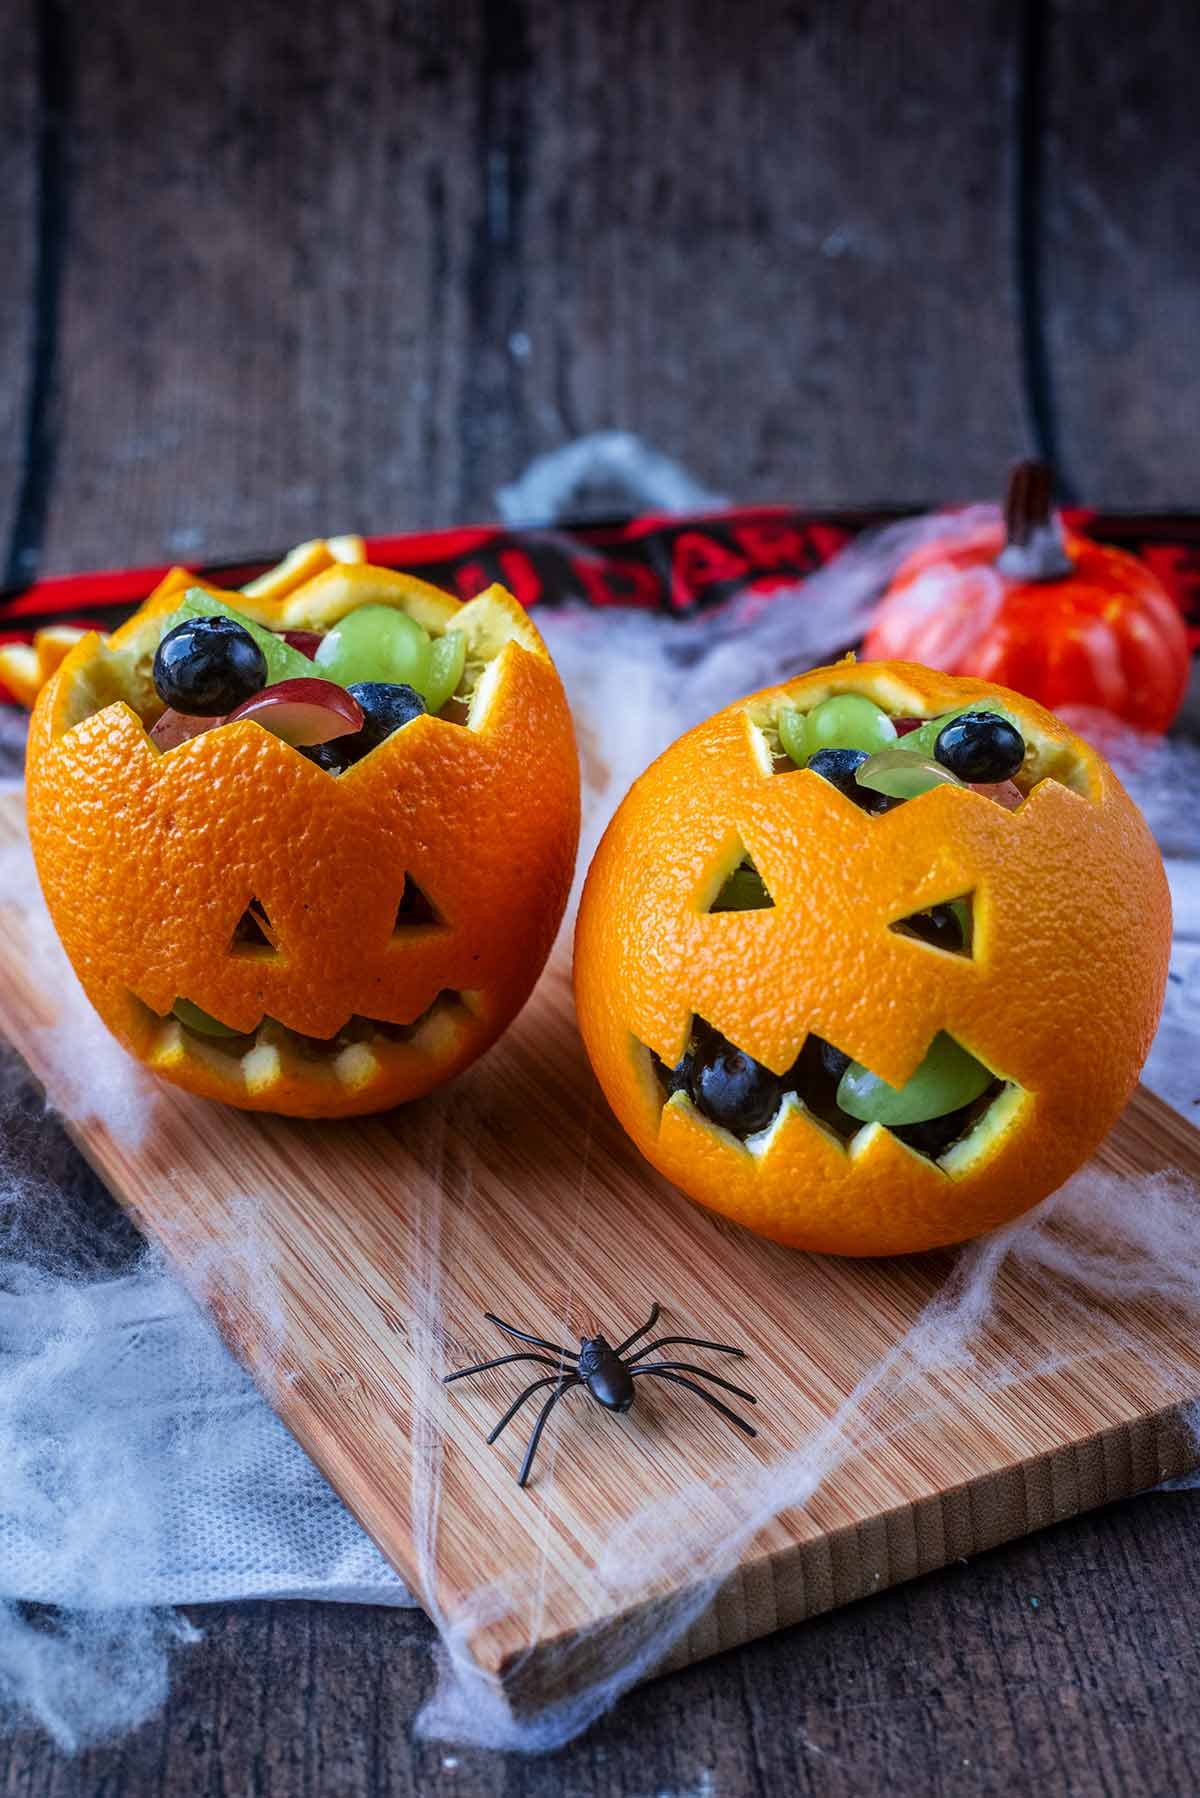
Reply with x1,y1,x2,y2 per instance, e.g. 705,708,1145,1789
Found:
443,1302,758,1487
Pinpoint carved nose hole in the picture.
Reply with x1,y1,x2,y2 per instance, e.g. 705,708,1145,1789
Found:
393,876,444,932
889,893,975,958
230,899,280,958
699,841,775,914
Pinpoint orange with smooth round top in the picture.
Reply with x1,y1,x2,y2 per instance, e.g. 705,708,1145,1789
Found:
26,560,580,1117
573,659,1170,1256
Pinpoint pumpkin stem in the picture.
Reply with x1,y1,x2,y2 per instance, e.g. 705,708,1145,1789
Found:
996,460,1074,580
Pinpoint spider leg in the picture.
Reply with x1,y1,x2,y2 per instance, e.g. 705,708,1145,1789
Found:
627,1336,746,1365
636,1368,757,1438
484,1311,578,1359
613,1302,662,1358
517,1379,580,1488
631,1361,757,1403
443,1351,566,1385
487,1373,580,1446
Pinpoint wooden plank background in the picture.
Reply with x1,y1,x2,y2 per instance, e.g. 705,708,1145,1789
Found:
1,2,1199,1794
3,0,1200,592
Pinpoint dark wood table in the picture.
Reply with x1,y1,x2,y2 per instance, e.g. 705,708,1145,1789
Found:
2,3,1198,1792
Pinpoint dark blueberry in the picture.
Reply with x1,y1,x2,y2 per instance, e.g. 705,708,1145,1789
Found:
805,747,897,815
300,740,348,774
899,903,965,953
652,1047,693,1098
785,1035,858,1140
153,616,267,715
892,1080,1001,1159
891,1104,975,1159
690,1031,784,1136
340,682,427,765
818,1038,852,1083
934,712,1025,784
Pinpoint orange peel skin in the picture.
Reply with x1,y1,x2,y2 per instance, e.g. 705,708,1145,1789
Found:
26,563,580,1118
573,659,1170,1257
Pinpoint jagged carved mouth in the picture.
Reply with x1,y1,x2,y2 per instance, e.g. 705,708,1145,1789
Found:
132,988,483,1096
645,1016,1023,1172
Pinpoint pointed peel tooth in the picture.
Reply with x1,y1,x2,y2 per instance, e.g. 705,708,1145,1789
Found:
410,1005,461,1055
846,1120,888,1163
750,1094,861,1166
743,1091,802,1159
744,716,776,778
165,1024,256,1086
334,1043,380,1088
148,1019,187,1067
467,654,506,731
242,1042,284,1092
659,1091,754,1166
941,1083,1029,1175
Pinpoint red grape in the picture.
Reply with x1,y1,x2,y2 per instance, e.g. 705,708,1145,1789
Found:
226,678,364,747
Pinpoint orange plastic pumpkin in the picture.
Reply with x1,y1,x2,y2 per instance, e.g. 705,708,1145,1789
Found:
574,659,1169,1257
865,464,1190,734
25,554,580,1117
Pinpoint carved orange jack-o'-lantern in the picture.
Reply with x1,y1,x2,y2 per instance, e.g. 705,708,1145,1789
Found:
574,660,1169,1256
25,556,580,1118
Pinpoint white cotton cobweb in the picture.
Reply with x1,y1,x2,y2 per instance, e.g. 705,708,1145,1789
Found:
0,439,1197,1753
495,429,727,525
0,958,412,1750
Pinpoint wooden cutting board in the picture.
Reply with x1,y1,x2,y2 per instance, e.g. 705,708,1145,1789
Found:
1,786,1199,1708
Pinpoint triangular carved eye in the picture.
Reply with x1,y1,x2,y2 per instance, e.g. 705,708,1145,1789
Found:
230,899,279,957
705,854,775,914
393,877,444,932
889,894,974,957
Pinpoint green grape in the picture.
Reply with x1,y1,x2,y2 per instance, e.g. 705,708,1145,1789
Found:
906,701,1017,759
314,605,431,692
164,591,314,687
855,748,964,800
805,693,898,756
778,705,809,767
904,707,966,757
837,1032,994,1125
711,864,772,912
172,998,243,1039
949,898,972,948
423,628,467,714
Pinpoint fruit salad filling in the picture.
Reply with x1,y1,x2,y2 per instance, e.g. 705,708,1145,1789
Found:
166,991,470,1060
776,693,1029,813
146,590,470,770
653,1018,1005,1165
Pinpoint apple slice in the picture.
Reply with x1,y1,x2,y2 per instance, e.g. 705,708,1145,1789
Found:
970,778,1024,811
151,708,225,750
226,678,363,747
279,629,322,659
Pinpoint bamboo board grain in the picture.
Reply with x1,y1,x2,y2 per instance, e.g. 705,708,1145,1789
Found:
1,789,1199,1703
